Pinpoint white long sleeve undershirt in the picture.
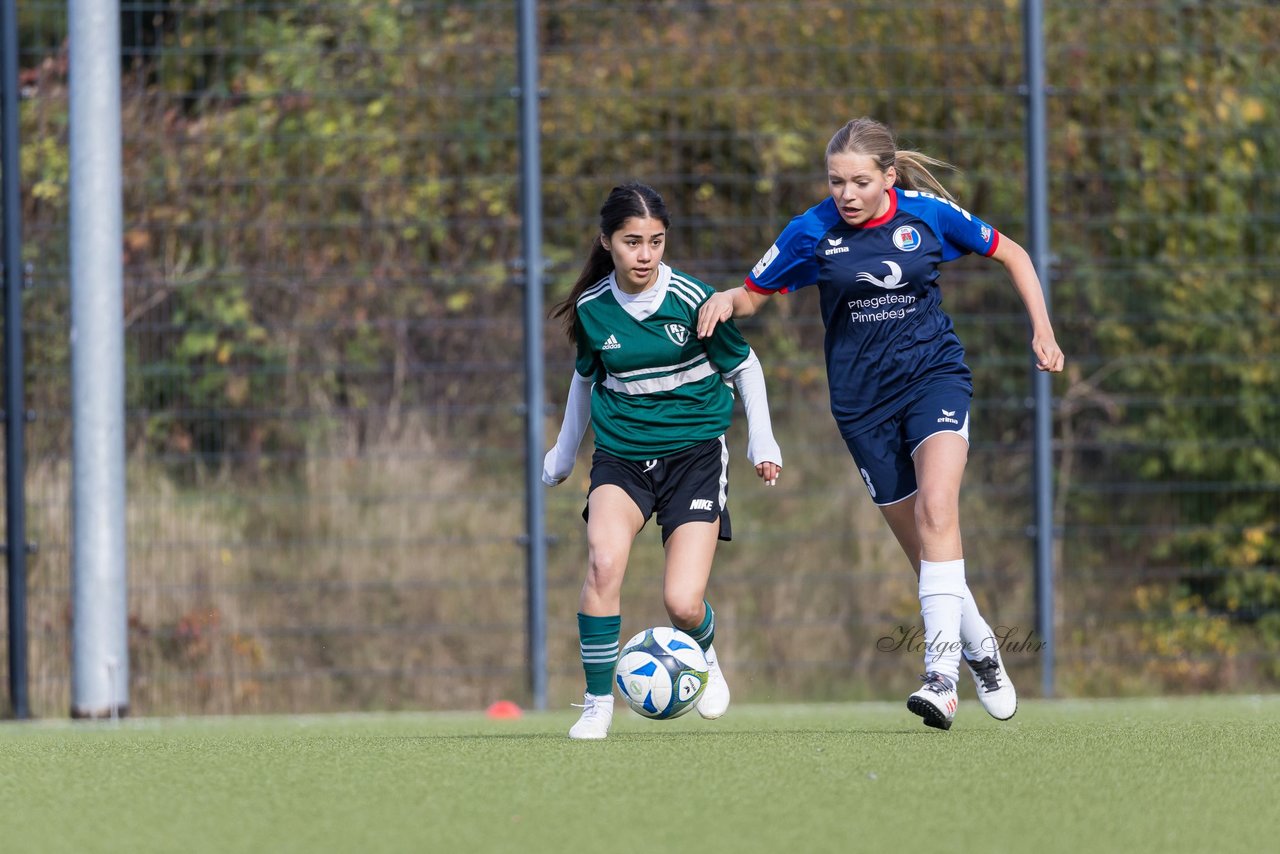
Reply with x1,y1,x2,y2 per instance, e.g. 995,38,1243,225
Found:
542,371,593,485
724,350,782,468
541,348,781,485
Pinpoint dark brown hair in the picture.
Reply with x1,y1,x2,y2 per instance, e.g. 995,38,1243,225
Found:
551,182,671,342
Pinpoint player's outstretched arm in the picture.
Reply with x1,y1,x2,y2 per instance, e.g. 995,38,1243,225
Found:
696,286,771,339
724,351,783,486
990,236,1065,373
542,372,592,485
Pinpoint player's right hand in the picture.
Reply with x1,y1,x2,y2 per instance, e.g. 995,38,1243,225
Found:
542,449,571,486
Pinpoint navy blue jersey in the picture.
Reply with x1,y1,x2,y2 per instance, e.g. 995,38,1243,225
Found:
745,188,999,437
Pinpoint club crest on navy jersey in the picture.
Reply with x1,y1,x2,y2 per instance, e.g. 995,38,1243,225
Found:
893,225,921,251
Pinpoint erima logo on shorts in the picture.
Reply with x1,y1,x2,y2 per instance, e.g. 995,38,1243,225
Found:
937,409,960,425
689,499,714,511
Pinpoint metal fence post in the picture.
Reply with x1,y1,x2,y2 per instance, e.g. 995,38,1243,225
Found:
1,0,29,720
517,0,548,712
1023,0,1055,699
69,0,129,719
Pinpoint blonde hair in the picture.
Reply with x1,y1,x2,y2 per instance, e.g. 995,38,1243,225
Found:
825,117,958,203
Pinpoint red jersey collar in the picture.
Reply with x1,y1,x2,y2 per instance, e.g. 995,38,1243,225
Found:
859,188,898,229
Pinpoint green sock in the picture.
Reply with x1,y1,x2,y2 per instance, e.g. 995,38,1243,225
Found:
578,613,621,696
684,600,715,652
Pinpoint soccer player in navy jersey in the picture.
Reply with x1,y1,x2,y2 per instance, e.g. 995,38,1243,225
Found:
543,183,783,739
697,118,1064,730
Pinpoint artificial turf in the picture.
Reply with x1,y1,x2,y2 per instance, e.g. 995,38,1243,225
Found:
2,695,1277,853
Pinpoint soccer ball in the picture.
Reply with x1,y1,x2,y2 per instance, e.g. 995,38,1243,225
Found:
615,627,709,719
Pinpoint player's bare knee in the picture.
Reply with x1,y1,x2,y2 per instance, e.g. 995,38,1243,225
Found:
663,595,703,629
914,494,958,539
585,550,627,592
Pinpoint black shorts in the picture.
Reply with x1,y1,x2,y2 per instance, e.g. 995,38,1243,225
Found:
583,436,732,544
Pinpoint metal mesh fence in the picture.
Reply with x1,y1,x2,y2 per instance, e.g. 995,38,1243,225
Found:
3,0,1277,716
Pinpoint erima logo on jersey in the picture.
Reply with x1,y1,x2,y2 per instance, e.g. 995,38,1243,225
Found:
751,244,779,279
937,409,960,425
602,334,621,350
827,237,844,246
854,261,908,290
664,323,690,346
689,498,714,511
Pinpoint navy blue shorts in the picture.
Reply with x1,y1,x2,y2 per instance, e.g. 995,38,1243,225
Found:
584,436,732,544
842,384,971,506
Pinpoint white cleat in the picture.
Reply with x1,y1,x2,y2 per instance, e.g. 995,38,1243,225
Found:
697,644,730,719
965,653,1018,721
568,692,614,740
907,672,958,731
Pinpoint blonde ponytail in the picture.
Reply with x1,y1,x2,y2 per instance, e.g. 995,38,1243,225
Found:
891,150,958,203
826,117,960,202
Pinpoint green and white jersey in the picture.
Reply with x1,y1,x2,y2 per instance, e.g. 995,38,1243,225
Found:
575,264,751,460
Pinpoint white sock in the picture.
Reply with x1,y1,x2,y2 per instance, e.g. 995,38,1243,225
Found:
960,582,998,663
919,559,966,683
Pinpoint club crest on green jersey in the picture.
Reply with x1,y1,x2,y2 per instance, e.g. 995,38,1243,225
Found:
664,323,690,346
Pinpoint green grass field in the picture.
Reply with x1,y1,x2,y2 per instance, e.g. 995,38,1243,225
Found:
2,696,1278,853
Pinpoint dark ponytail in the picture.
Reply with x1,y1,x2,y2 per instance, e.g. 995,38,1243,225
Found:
551,182,671,342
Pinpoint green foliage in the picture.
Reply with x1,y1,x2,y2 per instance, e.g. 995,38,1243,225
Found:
12,1,1280,708
135,281,289,467
1133,584,1238,692
1049,4,1280,633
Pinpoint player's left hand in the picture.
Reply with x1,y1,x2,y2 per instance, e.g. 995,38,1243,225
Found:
755,461,781,486
697,291,735,338
1032,334,1065,373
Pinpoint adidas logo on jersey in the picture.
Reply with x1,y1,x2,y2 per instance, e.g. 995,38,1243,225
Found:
602,334,621,350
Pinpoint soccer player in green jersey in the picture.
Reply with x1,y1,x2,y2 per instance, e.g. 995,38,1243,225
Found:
543,183,783,740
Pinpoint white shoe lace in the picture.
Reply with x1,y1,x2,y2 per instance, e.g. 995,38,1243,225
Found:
569,694,614,740
571,695,612,720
